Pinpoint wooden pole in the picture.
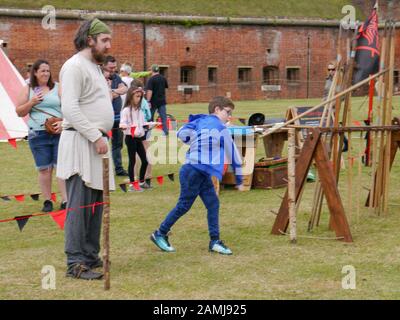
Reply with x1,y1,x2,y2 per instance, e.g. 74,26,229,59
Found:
356,132,363,224
347,97,353,225
370,22,388,210
288,128,297,243
383,23,395,215
375,23,391,214
102,156,111,290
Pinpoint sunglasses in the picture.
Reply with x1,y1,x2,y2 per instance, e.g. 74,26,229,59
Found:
328,68,336,71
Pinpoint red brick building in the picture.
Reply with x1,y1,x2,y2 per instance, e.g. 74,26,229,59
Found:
0,7,398,103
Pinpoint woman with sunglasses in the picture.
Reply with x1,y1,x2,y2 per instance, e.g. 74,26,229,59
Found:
323,62,337,99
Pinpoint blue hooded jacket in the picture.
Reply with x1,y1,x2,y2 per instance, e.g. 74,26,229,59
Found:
177,114,243,185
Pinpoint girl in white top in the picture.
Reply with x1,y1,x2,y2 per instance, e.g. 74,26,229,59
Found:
120,85,149,191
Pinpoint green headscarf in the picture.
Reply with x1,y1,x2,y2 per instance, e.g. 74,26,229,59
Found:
89,18,111,36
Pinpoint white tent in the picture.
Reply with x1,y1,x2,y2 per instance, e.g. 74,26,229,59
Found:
0,43,28,141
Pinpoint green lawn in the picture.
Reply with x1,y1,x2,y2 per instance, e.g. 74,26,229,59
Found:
1,96,400,299
0,0,364,20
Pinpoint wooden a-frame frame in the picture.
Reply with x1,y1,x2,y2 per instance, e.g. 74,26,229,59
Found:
271,128,353,242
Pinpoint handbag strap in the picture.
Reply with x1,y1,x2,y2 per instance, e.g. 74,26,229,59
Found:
31,106,59,118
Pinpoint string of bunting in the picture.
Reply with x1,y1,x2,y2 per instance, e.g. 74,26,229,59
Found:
0,202,108,232
0,192,57,203
2,117,373,149
119,173,175,192
1,172,177,202
2,117,249,148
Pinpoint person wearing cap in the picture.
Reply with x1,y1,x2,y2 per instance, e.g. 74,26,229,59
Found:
57,18,115,280
145,64,169,136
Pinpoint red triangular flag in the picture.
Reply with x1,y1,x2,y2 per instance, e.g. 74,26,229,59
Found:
157,176,164,185
51,193,57,202
130,126,136,137
132,181,140,191
108,130,113,138
50,210,66,230
8,139,17,148
14,194,25,202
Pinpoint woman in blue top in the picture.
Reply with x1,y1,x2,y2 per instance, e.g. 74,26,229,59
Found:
16,59,67,213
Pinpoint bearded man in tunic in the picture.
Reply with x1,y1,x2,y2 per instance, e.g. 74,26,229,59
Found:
57,19,115,280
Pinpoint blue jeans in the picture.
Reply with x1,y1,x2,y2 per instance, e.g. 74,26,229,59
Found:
151,105,169,135
28,130,60,170
111,121,124,173
159,164,220,240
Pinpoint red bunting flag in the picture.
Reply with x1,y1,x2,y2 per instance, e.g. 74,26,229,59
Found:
50,210,66,230
132,181,140,191
51,193,57,202
14,194,25,202
157,176,164,185
8,139,17,148
130,126,136,137
108,130,113,138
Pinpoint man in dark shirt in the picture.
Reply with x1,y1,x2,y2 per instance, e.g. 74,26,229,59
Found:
146,64,169,136
103,56,128,175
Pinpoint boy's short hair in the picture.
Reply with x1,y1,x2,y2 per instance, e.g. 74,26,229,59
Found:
208,96,235,114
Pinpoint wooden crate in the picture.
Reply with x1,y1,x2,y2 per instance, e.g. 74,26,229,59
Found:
252,165,287,189
221,131,257,191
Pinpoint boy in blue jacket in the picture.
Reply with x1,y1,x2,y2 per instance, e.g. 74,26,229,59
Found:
150,96,244,255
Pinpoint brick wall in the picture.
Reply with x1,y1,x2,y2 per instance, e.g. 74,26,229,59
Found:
0,16,398,103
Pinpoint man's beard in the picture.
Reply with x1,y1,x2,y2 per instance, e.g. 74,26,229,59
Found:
91,46,107,64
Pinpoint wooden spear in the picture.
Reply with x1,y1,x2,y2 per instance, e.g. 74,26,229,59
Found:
382,22,396,214
288,128,297,243
102,155,111,290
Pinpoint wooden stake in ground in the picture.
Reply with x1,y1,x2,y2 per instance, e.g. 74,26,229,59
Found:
102,156,111,290
383,22,396,215
288,128,297,243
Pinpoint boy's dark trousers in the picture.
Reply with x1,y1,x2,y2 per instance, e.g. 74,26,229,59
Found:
159,164,220,240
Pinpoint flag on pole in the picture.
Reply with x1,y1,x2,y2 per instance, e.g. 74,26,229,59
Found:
352,3,380,84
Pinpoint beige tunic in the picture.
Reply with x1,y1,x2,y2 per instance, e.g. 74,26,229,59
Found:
57,53,115,191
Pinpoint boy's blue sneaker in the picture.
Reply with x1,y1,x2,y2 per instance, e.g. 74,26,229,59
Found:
150,230,176,252
209,240,232,255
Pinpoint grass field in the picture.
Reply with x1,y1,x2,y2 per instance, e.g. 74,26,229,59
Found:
0,0,364,20
1,96,400,300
